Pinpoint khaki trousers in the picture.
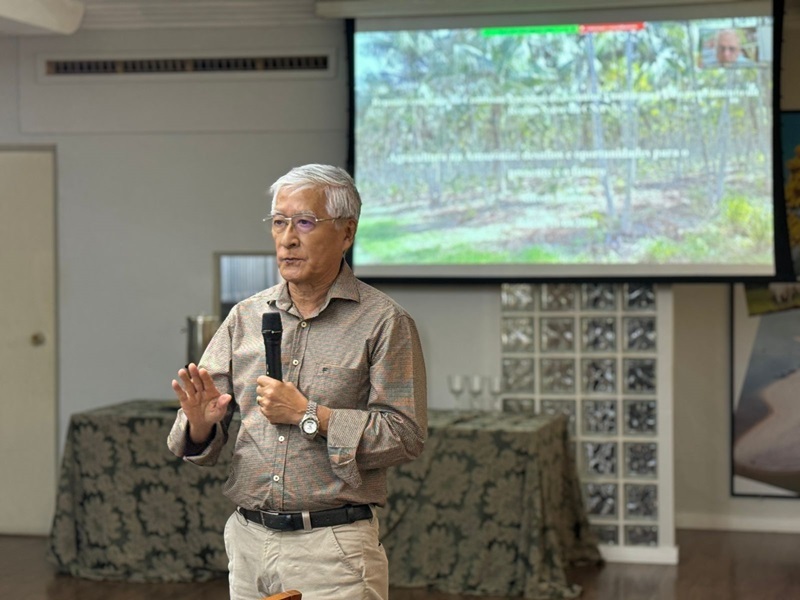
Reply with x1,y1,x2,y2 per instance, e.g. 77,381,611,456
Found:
223,509,389,600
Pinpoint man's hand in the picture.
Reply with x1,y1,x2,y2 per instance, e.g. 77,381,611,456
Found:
255,376,306,425
172,363,232,443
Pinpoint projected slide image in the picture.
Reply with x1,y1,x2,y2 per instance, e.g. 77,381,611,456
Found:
354,16,774,277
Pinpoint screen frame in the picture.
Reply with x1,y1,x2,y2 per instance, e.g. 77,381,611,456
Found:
346,1,791,284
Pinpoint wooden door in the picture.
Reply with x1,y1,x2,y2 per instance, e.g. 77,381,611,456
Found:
0,148,57,534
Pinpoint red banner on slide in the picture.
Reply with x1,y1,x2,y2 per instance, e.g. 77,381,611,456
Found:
579,22,645,34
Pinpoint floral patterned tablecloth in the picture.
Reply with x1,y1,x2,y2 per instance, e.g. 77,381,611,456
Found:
381,410,601,599
48,400,236,582
48,401,600,597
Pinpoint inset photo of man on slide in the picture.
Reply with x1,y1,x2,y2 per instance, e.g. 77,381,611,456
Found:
698,27,760,68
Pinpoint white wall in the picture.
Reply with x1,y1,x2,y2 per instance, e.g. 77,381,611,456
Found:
0,22,350,447
672,285,800,531
375,282,503,407
2,6,800,534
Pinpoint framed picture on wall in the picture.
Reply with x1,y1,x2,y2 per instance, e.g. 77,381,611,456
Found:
730,283,800,498
214,251,281,321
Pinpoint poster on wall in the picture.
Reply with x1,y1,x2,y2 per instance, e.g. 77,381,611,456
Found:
743,111,800,316
743,281,800,315
782,110,800,278
731,283,800,497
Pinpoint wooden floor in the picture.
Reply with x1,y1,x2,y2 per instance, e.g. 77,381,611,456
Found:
3,529,800,599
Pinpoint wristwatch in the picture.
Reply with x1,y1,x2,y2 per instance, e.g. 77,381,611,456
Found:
299,400,319,439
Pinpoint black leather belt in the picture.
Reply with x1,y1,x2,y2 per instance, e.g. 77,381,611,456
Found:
237,504,372,531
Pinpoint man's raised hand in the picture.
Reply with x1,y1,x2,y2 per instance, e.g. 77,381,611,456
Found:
172,363,231,443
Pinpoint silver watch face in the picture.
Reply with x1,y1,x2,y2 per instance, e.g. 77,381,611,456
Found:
302,418,318,434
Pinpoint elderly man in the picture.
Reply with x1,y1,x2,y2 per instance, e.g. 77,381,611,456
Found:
168,164,427,600
715,29,748,65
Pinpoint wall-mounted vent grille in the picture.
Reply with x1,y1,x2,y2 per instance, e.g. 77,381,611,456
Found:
45,55,329,76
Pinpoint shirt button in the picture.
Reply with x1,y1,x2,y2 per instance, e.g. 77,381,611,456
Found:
278,435,285,442
273,475,280,482
300,321,308,328
292,359,299,366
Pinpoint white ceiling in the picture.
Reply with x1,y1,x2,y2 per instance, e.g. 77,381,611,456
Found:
79,0,321,29
0,0,320,36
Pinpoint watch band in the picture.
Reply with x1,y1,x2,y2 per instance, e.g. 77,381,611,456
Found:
305,400,317,420
300,400,319,439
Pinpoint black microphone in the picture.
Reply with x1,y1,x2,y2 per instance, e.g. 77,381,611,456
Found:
262,312,282,380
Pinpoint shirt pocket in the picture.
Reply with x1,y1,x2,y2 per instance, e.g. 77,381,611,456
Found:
309,364,369,409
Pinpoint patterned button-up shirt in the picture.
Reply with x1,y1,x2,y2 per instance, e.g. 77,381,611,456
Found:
167,262,427,512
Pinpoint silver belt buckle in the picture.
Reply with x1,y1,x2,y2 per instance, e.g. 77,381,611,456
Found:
263,509,280,529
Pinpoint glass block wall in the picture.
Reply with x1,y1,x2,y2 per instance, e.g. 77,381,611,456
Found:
499,282,675,561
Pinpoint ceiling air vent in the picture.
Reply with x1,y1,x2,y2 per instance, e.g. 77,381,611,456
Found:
44,54,330,77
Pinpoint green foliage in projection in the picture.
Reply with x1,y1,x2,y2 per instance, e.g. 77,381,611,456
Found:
721,195,772,242
640,194,773,263
355,214,562,265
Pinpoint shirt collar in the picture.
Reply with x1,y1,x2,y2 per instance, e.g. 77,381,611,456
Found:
265,259,361,314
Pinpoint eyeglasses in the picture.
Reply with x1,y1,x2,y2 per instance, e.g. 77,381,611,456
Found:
264,213,339,234
718,45,740,53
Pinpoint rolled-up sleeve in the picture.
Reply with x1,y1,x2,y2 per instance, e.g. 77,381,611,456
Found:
166,316,236,467
167,408,229,466
327,313,427,486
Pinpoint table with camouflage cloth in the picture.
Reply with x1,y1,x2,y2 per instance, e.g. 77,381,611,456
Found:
48,401,600,598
